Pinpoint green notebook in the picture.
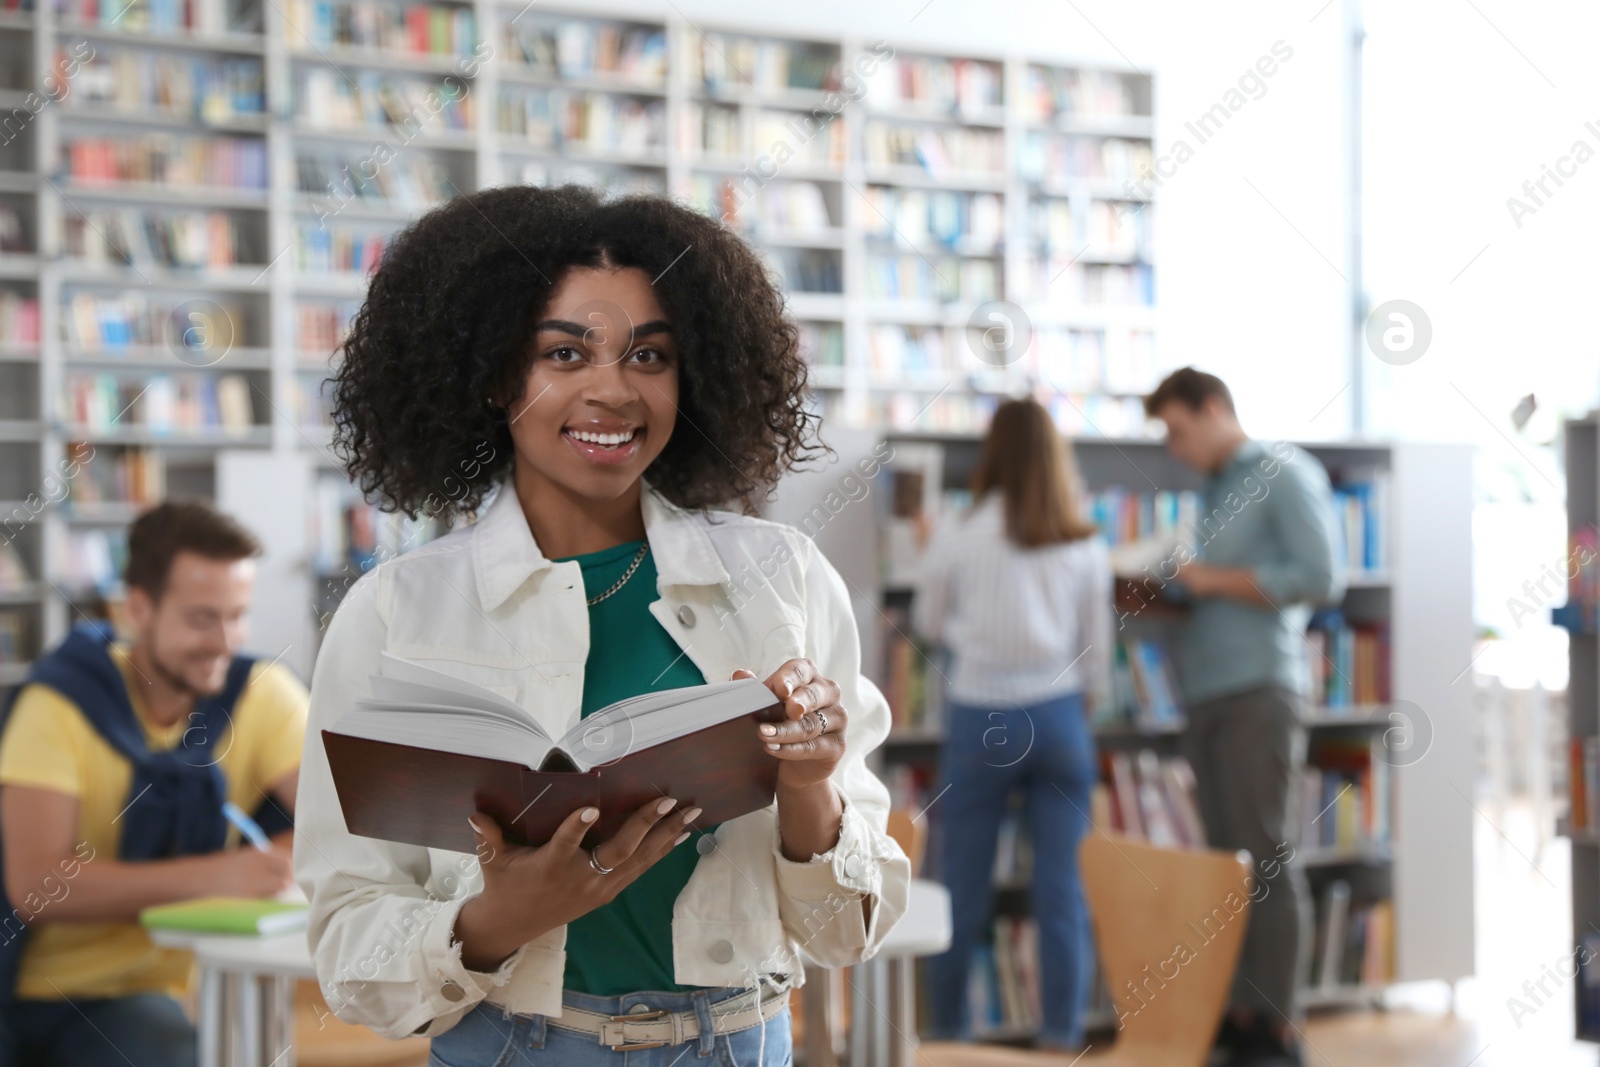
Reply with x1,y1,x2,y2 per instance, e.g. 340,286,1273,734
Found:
140,897,309,936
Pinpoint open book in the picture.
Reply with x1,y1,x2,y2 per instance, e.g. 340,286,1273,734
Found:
322,655,787,854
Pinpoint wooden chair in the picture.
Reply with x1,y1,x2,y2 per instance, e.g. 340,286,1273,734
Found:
886,807,928,876
294,981,432,1067
918,833,1254,1067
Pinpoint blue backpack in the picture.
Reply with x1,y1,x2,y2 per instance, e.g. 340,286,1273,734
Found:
0,622,292,1001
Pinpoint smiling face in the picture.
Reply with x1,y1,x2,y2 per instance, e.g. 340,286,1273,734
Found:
127,551,255,697
504,266,680,507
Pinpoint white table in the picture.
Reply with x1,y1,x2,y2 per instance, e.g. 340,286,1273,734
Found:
149,928,314,1067
847,878,952,1067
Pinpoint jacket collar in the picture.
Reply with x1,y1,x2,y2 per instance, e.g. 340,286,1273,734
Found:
471,478,731,611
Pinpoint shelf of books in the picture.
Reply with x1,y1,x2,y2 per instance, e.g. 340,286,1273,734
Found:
1556,416,1600,1041
0,0,45,690
0,3,1164,693
869,431,1473,1041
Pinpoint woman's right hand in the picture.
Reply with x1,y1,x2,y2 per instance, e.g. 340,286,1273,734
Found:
451,798,700,972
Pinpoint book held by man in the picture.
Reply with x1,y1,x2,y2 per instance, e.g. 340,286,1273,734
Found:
322,654,787,854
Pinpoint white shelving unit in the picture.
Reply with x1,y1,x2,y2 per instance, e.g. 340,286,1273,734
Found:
0,8,1158,687
839,432,1474,1037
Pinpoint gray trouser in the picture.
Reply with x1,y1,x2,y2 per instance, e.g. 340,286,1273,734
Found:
1181,685,1312,1021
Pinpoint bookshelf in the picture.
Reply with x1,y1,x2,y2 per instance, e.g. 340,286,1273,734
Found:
856,431,1473,1040
1557,415,1600,1041
0,5,1161,693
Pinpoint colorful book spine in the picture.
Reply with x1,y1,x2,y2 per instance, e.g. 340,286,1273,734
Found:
63,44,265,117
295,69,474,133
64,209,241,270
1573,736,1600,834
1085,488,1201,547
295,299,361,357
283,0,476,56
0,611,29,665
62,372,255,433
879,604,945,733
863,124,1005,176
1309,883,1394,988
61,292,248,351
0,293,40,345
64,444,164,505
504,20,667,84
1330,473,1390,575
1306,610,1391,708
64,135,268,189
1094,749,1205,848
62,527,128,591
1301,735,1391,851
1021,65,1140,121
292,223,389,275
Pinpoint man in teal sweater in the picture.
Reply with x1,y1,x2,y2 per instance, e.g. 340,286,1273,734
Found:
1143,367,1345,1067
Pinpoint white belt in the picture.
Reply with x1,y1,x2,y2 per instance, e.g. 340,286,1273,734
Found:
547,977,792,1050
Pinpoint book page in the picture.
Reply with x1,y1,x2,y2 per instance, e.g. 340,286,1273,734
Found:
331,700,555,768
319,654,556,770
377,653,533,719
1108,534,1184,579
555,677,778,770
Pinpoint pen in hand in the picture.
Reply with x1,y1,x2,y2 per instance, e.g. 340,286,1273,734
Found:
222,801,272,852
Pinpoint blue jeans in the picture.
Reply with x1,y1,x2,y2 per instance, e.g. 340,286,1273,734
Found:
926,691,1097,1048
0,993,196,1066
427,985,792,1066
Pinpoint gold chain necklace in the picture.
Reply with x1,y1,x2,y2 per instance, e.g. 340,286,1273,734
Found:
587,542,650,606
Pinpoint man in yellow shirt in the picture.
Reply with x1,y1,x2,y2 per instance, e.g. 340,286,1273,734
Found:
0,501,308,1067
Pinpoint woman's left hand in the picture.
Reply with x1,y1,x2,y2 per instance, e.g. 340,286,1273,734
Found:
733,658,847,791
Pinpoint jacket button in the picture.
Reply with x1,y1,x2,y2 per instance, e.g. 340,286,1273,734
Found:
696,834,717,855
709,939,734,963
677,605,696,628
440,980,465,1002
843,854,862,879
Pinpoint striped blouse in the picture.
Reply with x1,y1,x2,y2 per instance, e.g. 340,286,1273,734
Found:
913,493,1113,707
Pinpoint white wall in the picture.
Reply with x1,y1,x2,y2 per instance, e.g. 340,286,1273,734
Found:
1364,0,1600,447
1361,0,1599,669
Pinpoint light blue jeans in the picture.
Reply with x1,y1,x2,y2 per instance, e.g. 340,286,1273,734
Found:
427,985,792,1066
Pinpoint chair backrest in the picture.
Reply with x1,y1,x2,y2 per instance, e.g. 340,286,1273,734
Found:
886,808,927,876
1079,834,1253,1067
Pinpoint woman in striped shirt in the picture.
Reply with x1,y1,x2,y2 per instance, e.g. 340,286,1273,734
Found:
915,397,1113,1052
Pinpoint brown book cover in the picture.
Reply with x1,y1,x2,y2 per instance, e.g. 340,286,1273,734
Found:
323,701,790,854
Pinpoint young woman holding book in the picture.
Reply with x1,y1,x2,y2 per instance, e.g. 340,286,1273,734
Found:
914,398,1112,1052
294,186,910,1065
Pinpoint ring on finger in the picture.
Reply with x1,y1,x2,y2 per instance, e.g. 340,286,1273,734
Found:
588,847,615,876
814,709,828,734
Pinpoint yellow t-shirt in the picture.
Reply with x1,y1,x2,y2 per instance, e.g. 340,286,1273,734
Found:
0,643,308,1000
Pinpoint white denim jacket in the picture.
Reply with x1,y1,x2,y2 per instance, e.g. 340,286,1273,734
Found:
294,479,911,1039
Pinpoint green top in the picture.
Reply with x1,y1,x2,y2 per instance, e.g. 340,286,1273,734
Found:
555,538,717,996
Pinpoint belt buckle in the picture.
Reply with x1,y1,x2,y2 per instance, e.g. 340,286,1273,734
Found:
605,1008,671,1050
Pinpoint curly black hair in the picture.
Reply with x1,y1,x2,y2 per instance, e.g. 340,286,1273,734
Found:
330,184,827,521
